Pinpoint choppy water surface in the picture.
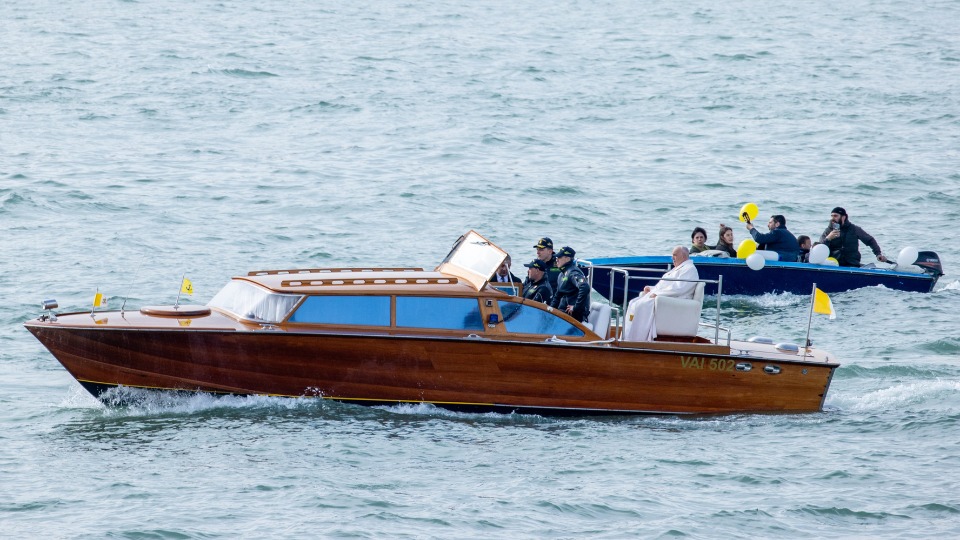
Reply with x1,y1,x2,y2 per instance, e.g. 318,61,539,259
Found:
2,0,959,537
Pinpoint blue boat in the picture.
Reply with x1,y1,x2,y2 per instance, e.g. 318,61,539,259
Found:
582,251,943,300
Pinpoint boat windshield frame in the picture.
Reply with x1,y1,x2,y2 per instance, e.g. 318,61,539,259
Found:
435,230,507,290
207,280,303,323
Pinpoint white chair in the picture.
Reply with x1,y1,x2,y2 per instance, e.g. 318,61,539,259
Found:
586,301,613,339
654,282,705,337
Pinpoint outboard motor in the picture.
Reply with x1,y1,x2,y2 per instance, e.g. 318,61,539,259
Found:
915,251,944,277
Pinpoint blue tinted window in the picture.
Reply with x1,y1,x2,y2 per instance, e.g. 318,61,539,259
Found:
288,296,390,326
396,297,483,330
498,301,584,337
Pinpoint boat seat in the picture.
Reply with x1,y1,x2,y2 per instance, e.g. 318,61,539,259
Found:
654,282,705,337
586,301,613,339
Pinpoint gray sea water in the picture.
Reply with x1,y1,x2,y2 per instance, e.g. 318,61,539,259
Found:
3,0,960,537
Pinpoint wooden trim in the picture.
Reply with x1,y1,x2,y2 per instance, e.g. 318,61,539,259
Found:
248,267,423,276
280,276,459,288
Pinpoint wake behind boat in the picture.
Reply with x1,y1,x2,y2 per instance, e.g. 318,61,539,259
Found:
24,231,839,416
584,251,943,298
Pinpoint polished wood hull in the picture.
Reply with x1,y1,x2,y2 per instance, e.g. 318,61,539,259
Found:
25,324,837,415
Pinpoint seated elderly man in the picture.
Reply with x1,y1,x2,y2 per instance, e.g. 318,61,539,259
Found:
623,246,699,342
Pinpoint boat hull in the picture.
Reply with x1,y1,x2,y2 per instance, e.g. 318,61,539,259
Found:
25,324,836,415
585,256,939,300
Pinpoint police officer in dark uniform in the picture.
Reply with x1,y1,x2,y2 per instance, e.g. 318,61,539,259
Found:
534,237,562,292
521,259,554,305
549,246,591,322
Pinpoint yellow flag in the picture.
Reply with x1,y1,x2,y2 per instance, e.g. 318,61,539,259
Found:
93,292,105,308
181,278,194,295
813,288,836,320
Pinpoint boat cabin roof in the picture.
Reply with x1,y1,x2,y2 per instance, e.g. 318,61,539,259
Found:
241,230,508,296
241,268,487,297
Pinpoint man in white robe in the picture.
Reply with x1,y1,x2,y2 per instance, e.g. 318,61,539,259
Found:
623,246,700,342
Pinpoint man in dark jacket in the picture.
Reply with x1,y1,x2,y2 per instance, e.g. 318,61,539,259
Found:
521,259,554,305
489,255,522,283
550,246,591,322
819,207,887,267
534,237,562,292
746,214,800,262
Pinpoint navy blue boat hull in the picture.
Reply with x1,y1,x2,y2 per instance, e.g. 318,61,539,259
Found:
584,256,940,300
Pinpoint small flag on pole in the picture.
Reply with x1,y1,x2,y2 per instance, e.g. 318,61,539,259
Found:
813,288,836,320
181,277,194,296
93,291,106,308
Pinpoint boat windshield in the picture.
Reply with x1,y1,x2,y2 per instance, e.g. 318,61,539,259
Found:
207,280,302,323
436,230,506,290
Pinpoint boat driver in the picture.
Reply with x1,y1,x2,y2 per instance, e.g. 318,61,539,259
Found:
819,207,887,267
489,255,521,283
521,258,554,305
549,246,591,322
534,237,562,292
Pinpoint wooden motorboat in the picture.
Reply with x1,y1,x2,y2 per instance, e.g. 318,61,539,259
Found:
24,231,839,416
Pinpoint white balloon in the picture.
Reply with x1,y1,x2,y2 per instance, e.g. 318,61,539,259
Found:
809,243,829,265
897,246,919,266
746,253,766,271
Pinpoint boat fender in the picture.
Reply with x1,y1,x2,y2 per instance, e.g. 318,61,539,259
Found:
747,336,774,344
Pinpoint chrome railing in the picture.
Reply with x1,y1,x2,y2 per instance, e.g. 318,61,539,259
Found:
581,260,730,345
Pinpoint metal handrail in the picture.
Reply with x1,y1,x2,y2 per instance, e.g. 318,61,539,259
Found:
581,261,725,345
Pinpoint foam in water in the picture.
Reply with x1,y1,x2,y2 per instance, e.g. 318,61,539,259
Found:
831,380,960,412
59,384,327,417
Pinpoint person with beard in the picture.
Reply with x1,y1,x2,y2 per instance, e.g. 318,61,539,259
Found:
745,214,800,262
819,207,887,267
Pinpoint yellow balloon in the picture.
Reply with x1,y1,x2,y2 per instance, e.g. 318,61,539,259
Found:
736,239,758,259
825,257,839,266
739,202,759,223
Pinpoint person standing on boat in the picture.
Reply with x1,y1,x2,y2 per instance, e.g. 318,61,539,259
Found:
623,246,699,342
745,214,801,262
534,237,562,292
819,207,887,267
521,259,554,305
550,246,591,322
